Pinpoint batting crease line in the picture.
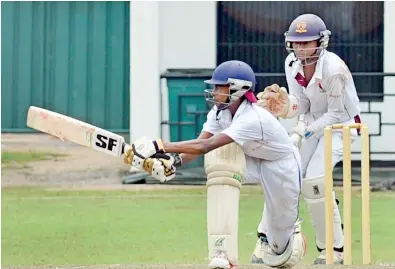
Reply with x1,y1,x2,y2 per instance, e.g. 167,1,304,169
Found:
3,193,392,201
2,193,260,201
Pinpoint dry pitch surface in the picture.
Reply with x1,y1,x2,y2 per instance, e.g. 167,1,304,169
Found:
3,265,395,269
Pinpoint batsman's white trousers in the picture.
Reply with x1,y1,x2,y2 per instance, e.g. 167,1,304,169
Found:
246,149,302,254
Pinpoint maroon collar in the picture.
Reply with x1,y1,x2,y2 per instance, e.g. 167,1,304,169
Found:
295,73,308,87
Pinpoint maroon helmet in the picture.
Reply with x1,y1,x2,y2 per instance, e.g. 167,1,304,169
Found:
284,14,331,66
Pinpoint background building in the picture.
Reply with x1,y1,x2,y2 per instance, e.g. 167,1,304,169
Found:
2,1,394,167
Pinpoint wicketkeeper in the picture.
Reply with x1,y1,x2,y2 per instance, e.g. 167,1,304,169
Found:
256,14,362,265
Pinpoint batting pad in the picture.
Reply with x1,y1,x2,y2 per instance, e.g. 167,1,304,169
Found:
204,143,246,265
302,175,344,250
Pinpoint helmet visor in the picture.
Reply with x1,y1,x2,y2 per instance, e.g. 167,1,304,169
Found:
286,35,321,42
286,39,323,66
204,88,231,110
204,79,229,86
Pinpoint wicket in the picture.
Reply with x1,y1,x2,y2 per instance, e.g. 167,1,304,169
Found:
324,123,371,265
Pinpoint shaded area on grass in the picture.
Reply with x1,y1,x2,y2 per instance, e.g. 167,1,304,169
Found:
1,151,68,168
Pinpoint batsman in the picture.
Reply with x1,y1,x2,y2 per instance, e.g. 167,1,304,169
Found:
257,14,362,264
123,60,306,268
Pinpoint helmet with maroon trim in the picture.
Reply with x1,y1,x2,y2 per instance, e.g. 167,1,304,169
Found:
204,60,257,110
284,14,331,65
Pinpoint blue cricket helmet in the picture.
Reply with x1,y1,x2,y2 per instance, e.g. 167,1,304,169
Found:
204,60,257,110
204,60,256,91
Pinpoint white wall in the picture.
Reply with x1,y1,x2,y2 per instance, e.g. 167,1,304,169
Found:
130,1,216,142
129,1,160,142
131,1,395,161
158,1,217,142
158,1,217,72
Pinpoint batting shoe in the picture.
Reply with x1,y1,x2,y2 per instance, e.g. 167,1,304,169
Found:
313,249,344,265
208,251,236,269
250,234,270,264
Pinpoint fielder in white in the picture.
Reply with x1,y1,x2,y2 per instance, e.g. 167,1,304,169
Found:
123,60,306,268
257,14,362,264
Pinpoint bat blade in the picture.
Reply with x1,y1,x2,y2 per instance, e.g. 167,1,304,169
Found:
26,106,129,157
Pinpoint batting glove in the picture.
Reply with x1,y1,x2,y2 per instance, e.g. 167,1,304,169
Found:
123,136,165,170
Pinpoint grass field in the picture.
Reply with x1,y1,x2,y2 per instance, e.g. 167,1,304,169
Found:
1,151,67,168
2,186,395,266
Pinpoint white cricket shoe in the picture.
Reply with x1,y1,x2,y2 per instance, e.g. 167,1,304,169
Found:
250,235,271,264
250,220,307,265
208,251,236,269
313,249,344,264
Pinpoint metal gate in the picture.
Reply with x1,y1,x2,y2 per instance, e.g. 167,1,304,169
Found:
1,1,130,132
217,1,384,102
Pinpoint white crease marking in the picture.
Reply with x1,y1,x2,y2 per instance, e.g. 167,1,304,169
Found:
2,193,258,201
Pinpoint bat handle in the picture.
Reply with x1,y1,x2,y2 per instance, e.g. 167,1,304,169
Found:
122,143,131,155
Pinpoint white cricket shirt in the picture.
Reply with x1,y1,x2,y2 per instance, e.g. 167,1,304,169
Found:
202,100,296,161
285,51,361,135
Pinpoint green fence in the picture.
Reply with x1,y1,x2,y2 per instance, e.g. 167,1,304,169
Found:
1,1,130,132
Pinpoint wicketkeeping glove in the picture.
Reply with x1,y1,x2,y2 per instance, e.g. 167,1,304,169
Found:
257,84,291,118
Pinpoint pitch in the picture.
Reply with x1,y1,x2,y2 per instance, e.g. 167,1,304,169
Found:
3,264,395,269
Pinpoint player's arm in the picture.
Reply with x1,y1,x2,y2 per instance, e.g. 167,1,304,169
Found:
283,56,311,117
163,116,257,156
306,73,346,134
163,132,234,155
286,75,311,116
177,131,213,164
123,108,230,176
170,108,226,162
123,132,233,182
286,75,311,145
124,116,256,181
124,132,234,168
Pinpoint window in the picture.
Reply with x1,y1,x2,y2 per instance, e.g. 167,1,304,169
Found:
217,1,384,101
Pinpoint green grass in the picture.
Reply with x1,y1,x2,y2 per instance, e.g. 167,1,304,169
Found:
1,186,394,266
1,151,67,167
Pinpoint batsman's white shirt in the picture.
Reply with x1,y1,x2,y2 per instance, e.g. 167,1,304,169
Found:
202,100,302,254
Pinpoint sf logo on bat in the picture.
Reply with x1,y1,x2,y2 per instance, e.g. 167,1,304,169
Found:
93,133,122,156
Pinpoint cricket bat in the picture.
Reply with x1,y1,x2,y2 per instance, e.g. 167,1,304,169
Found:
26,106,130,157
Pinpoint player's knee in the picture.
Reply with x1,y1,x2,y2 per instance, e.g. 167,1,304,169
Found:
301,175,325,200
304,165,326,183
259,223,306,268
205,142,246,187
